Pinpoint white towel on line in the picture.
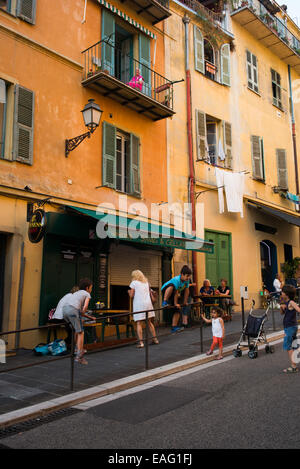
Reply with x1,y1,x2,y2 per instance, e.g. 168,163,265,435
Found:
224,172,245,218
215,167,225,214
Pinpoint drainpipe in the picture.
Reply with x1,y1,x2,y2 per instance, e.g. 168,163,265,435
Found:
183,15,198,288
288,65,300,204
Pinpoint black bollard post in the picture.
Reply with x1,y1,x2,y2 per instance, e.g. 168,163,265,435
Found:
242,297,245,341
70,326,75,391
145,310,149,370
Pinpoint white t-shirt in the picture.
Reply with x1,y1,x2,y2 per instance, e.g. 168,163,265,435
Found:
53,293,73,320
65,290,91,312
212,318,223,338
273,279,281,293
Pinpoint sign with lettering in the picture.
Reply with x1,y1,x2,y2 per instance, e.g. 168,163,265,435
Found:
28,209,46,243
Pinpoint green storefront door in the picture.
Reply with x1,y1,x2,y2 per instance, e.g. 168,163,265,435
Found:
205,230,232,291
39,236,97,325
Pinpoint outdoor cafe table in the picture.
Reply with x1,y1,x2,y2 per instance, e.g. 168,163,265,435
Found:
194,295,232,319
83,310,133,344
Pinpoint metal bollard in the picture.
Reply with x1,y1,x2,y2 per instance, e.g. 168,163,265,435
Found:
70,326,75,391
145,310,149,370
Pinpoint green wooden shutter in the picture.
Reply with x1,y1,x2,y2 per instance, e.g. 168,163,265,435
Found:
102,122,116,189
221,44,231,86
13,85,34,165
101,10,115,76
139,35,151,97
251,135,264,180
195,110,207,160
130,133,140,196
17,0,36,24
276,149,288,190
223,121,233,169
194,26,204,74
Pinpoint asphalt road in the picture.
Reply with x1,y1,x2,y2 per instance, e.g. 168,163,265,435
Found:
1,340,300,450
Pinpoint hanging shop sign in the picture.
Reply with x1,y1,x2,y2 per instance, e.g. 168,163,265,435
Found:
28,209,46,243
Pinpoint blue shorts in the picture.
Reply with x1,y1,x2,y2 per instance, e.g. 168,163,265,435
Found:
283,326,298,351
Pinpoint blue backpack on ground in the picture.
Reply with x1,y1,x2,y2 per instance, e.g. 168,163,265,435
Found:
33,343,50,356
48,339,67,356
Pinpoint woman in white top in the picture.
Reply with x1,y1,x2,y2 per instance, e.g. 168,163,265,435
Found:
128,270,159,348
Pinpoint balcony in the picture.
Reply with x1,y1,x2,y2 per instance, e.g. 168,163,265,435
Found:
119,0,171,24
231,0,300,74
178,0,233,39
82,40,175,121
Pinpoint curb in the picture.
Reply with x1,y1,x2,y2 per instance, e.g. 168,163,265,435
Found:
0,329,286,429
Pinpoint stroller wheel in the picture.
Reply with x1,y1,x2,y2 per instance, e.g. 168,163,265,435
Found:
269,345,275,354
248,350,258,359
265,345,270,354
233,349,242,358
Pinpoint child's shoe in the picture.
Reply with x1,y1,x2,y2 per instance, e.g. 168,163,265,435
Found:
206,350,213,356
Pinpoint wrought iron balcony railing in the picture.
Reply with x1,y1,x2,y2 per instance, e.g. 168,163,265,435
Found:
232,0,300,56
83,39,174,109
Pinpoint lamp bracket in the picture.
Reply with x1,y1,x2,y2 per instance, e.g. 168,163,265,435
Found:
65,127,96,157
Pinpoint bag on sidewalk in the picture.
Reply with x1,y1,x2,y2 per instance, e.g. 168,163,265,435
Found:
33,343,50,356
48,339,67,356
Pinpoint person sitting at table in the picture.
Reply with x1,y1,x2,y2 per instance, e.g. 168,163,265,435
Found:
215,278,236,312
200,280,214,305
127,68,144,91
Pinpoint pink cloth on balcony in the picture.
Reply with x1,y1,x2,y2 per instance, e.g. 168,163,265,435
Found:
127,74,144,91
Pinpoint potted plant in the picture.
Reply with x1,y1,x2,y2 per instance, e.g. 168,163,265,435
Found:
282,257,300,287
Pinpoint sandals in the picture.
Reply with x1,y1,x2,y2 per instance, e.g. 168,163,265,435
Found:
283,367,298,373
216,356,223,360
136,341,144,348
152,338,159,345
75,356,88,365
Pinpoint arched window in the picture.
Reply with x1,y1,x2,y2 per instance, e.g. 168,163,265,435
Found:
204,39,217,80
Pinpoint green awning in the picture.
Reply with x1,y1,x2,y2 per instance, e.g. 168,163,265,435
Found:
68,206,214,254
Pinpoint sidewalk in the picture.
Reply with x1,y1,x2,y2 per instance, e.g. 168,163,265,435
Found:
0,308,284,420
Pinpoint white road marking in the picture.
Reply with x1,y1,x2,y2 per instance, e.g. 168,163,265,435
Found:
73,338,284,410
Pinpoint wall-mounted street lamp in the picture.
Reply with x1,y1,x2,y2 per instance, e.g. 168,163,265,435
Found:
65,99,102,157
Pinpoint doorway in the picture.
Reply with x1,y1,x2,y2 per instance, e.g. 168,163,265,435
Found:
205,230,232,290
115,24,133,84
260,240,278,292
0,234,6,332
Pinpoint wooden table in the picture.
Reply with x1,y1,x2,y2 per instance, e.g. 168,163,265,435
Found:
194,295,232,320
84,310,134,343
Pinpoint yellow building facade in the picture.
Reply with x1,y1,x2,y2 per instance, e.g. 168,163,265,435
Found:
0,0,179,347
165,0,300,303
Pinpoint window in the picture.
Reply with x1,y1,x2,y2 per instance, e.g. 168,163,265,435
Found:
0,81,34,163
116,132,130,193
271,69,282,109
195,110,232,169
101,10,150,96
204,39,217,81
251,136,264,181
276,149,288,190
102,122,140,196
246,50,259,93
193,25,231,86
0,0,10,12
0,0,36,23
0,79,6,158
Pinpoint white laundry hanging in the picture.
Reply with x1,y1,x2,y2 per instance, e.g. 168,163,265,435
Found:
223,172,245,218
218,139,226,161
215,167,225,214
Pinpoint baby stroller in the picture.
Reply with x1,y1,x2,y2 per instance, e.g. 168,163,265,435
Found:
233,299,275,359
